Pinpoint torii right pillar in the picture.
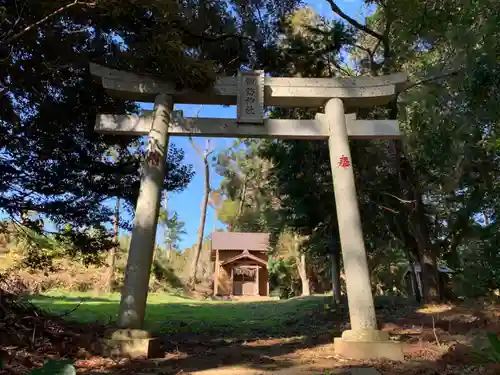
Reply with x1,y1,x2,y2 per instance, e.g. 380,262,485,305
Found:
325,98,404,361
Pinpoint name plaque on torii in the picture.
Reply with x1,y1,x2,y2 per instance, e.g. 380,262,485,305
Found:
237,70,265,124
90,62,408,361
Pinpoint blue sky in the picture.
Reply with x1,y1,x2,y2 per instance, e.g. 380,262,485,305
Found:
125,0,369,250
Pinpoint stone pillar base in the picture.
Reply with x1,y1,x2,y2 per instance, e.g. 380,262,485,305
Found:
103,329,161,359
341,329,390,341
334,330,404,361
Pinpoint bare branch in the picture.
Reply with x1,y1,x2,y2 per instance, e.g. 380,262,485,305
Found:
401,70,461,94
325,0,385,41
381,10,393,72
383,192,415,204
0,0,96,47
203,138,215,158
195,104,204,118
432,315,442,348
188,137,204,157
372,201,399,214
190,105,214,158
329,56,352,76
189,138,214,159
376,0,387,8
352,43,373,56
172,20,257,44
2,0,27,39
372,39,382,55
188,105,206,156
349,44,380,76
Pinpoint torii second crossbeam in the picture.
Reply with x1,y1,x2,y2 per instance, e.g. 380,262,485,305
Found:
95,112,400,140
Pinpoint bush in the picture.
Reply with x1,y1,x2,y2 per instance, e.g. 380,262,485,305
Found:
474,333,500,365
0,226,214,295
0,259,109,295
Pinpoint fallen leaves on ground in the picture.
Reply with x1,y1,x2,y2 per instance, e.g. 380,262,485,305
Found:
0,290,107,374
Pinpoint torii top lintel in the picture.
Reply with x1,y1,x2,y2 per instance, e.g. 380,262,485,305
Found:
89,63,407,109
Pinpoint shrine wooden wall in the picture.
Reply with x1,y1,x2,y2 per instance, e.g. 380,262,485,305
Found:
214,250,269,296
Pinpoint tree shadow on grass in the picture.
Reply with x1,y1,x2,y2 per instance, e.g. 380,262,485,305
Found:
151,295,340,342
29,293,338,336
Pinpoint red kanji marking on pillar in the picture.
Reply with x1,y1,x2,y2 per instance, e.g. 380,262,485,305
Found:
147,150,161,167
338,155,351,168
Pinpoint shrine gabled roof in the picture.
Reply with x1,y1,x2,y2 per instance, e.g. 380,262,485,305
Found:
220,250,268,267
211,232,270,251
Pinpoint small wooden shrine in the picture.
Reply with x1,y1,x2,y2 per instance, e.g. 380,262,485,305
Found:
211,232,270,297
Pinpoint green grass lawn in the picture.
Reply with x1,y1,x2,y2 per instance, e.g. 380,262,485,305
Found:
30,292,336,340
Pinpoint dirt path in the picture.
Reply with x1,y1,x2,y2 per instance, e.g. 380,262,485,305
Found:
77,337,493,375
182,365,381,375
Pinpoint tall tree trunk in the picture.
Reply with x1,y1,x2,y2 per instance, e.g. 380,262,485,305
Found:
293,235,310,296
421,252,440,302
406,249,421,302
392,138,441,303
107,197,119,292
412,185,441,302
166,242,171,260
484,213,490,226
297,253,310,296
331,251,342,304
328,232,342,304
189,153,210,290
395,219,423,301
213,208,217,233
162,192,169,261
231,178,247,231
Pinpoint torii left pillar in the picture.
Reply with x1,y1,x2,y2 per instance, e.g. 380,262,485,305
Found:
106,94,172,358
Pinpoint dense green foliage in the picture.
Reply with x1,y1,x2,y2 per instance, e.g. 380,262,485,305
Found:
214,0,500,302
0,0,301,261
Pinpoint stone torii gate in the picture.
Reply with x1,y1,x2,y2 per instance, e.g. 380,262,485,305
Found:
90,64,406,361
